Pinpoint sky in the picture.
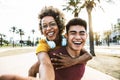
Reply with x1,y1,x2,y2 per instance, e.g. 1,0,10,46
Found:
0,0,120,41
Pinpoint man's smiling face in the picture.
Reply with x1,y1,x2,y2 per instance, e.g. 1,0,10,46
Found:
66,25,87,51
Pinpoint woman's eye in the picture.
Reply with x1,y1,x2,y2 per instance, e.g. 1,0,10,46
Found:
50,23,57,26
42,25,47,28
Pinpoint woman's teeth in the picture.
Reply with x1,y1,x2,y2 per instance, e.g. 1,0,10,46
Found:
48,32,54,36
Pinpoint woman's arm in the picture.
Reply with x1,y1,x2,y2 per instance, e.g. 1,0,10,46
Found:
37,52,55,80
28,61,40,77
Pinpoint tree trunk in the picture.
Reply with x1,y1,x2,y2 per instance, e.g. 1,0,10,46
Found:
0,35,3,47
20,35,22,47
86,7,95,56
74,12,79,17
13,32,15,47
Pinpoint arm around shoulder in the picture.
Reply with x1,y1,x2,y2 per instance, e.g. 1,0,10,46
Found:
74,48,93,65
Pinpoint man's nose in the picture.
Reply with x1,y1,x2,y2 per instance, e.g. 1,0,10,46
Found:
75,34,82,39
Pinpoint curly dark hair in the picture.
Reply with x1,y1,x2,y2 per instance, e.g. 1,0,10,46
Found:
38,6,65,36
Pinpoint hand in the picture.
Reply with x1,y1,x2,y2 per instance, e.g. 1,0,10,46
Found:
28,61,39,77
0,74,39,80
51,53,77,70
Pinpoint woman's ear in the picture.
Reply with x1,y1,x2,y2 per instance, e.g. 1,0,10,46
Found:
64,33,67,38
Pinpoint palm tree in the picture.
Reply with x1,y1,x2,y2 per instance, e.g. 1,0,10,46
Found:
10,26,17,47
94,32,100,46
27,36,32,46
63,0,82,17
0,33,5,47
112,21,120,44
32,29,35,46
103,30,112,46
17,29,24,47
81,0,101,56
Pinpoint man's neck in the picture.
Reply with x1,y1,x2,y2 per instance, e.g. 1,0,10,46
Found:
66,46,81,58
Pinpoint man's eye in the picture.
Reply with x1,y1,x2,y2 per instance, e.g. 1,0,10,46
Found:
70,32,76,35
80,33,85,35
80,31,86,35
80,32,85,36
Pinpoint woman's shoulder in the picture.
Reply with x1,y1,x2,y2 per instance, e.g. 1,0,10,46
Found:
38,38,46,43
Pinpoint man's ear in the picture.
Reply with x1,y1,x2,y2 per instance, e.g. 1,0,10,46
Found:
86,32,88,39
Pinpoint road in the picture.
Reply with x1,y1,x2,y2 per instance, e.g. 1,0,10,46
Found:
0,46,119,80
0,52,37,77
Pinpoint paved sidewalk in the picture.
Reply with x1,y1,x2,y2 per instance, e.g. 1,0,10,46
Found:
82,66,118,80
0,52,118,80
0,52,37,77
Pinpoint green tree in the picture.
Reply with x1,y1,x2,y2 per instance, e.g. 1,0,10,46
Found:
26,36,32,46
9,26,17,47
0,33,5,47
17,29,24,47
94,32,100,46
63,0,82,17
113,20,120,43
3,40,9,46
32,29,35,46
104,30,112,46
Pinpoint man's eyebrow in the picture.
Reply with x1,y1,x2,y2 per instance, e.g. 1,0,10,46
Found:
69,30,86,33
79,31,86,33
69,31,76,33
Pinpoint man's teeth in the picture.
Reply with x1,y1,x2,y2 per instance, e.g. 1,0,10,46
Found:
74,42,82,45
48,32,54,36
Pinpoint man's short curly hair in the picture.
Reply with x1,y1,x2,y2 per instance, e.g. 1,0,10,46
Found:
38,6,65,35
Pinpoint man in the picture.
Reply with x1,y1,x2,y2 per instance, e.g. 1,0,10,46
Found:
49,17,88,80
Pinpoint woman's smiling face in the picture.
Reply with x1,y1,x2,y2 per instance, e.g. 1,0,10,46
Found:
41,16,59,41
